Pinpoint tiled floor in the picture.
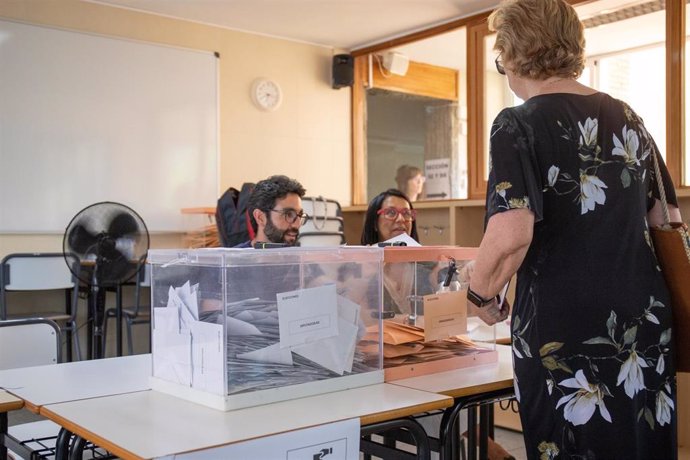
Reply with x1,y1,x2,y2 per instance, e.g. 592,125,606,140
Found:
494,427,527,460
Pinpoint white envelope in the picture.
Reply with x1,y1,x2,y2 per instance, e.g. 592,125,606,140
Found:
154,306,180,333
178,281,200,321
152,328,192,386
237,342,293,365
190,321,224,394
277,284,338,348
217,315,263,336
166,285,195,331
292,318,358,375
337,295,360,325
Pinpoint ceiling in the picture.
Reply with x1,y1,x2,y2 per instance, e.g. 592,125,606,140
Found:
88,0,498,50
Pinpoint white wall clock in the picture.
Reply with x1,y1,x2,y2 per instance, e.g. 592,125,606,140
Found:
251,78,282,111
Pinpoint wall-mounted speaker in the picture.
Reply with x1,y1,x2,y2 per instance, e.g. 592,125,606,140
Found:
332,54,354,89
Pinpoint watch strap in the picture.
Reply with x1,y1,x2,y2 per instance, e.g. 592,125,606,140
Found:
467,287,498,308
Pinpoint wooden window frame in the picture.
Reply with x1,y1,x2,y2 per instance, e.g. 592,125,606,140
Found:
350,0,686,205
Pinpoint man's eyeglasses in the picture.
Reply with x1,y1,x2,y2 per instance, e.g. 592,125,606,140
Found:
495,56,506,76
377,207,416,222
269,208,308,225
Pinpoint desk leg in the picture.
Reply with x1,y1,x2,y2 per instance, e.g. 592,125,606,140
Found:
1,412,8,460
440,401,464,460
467,406,479,460
439,389,516,460
68,435,86,460
55,427,73,460
361,417,431,460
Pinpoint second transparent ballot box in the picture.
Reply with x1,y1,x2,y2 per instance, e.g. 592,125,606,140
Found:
378,246,498,380
148,246,384,410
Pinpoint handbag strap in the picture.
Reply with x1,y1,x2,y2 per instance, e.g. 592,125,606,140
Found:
651,149,671,227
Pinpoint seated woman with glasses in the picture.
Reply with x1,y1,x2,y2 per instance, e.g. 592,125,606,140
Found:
360,189,431,316
360,188,419,246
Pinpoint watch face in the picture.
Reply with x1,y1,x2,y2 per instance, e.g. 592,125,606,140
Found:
252,79,281,111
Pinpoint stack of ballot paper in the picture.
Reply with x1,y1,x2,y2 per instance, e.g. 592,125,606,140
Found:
237,284,361,376
154,282,368,398
361,320,490,367
153,281,227,394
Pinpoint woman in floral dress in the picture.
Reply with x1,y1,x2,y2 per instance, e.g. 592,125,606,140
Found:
466,0,683,458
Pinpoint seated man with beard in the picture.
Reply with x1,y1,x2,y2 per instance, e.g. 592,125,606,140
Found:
234,175,307,248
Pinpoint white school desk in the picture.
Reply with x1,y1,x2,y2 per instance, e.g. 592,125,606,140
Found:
390,344,515,460
0,390,24,459
0,354,151,413
40,384,452,460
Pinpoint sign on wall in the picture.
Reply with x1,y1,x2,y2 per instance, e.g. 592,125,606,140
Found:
424,158,451,200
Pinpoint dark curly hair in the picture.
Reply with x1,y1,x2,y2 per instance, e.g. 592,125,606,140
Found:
360,189,419,245
248,175,306,232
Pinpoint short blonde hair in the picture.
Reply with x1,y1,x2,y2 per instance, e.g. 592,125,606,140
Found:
488,0,585,80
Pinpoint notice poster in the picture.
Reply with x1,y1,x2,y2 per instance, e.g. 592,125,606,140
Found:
424,158,451,200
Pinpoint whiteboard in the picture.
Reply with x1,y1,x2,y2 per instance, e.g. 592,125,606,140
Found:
0,20,218,233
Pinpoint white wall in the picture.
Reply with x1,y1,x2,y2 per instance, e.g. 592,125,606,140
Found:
0,0,351,256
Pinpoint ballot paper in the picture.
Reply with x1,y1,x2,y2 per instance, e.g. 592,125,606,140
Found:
277,284,338,348
423,290,467,342
167,285,195,330
337,295,361,325
190,320,224,394
154,305,180,333
177,281,200,321
292,318,359,375
383,232,422,247
217,315,263,336
237,342,294,365
153,328,192,386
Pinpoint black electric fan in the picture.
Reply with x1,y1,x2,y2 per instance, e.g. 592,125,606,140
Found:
63,202,149,359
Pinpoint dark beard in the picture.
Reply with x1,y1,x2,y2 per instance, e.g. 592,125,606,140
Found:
264,217,297,245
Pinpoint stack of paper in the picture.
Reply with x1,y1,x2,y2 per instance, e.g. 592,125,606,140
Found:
362,320,486,367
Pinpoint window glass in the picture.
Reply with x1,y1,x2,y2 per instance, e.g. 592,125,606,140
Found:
365,27,467,202
482,34,516,182
577,2,666,158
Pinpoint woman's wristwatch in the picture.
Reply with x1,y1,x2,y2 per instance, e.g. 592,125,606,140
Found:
467,287,498,308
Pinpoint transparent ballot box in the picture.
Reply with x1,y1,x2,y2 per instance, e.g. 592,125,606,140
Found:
148,246,384,410
378,246,498,381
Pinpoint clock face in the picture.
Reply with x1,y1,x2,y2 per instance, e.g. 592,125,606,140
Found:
251,78,282,111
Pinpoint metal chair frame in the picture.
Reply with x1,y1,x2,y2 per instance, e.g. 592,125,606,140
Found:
0,253,82,361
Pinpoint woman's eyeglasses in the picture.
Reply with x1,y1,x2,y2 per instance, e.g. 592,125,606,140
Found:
377,207,416,222
269,208,308,225
495,56,506,76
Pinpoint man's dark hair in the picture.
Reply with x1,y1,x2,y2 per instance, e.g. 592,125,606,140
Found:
248,175,306,231
360,188,419,245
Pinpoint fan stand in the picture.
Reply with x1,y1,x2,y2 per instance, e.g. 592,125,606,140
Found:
88,256,108,360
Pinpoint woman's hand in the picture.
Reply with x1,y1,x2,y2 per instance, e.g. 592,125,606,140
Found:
469,298,510,326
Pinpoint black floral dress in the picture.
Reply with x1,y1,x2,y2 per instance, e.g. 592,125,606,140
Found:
486,92,678,460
